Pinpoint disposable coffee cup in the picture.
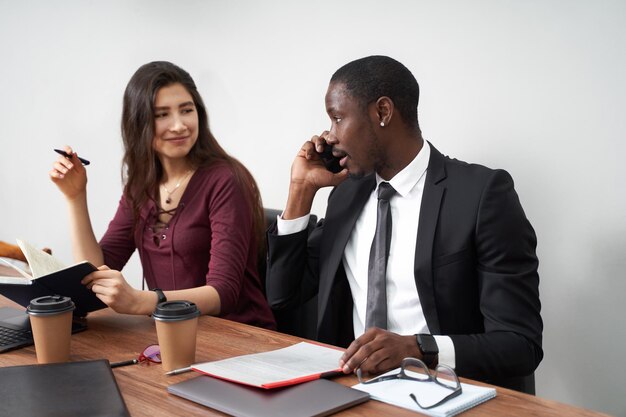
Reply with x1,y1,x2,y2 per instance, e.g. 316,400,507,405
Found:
153,300,200,372
26,295,75,364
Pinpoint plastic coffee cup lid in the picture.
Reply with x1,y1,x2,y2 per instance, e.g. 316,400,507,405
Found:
26,295,75,316
152,300,200,322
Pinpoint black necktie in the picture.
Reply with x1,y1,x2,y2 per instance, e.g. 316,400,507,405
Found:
365,182,396,330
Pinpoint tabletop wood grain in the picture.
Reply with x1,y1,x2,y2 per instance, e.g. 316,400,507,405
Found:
0,297,611,417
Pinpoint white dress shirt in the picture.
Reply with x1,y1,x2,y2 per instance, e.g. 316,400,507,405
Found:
277,141,455,368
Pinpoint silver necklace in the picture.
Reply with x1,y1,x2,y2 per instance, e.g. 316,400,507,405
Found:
161,171,192,205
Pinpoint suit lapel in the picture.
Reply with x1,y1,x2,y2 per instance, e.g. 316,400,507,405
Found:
317,175,376,326
415,143,447,334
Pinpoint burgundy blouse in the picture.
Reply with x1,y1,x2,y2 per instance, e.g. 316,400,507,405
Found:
99,162,275,330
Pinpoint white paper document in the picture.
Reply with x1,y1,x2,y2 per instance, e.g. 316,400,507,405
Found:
192,342,344,389
352,368,496,417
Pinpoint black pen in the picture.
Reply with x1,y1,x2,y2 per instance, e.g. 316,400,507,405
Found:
110,359,139,368
54,148,90,166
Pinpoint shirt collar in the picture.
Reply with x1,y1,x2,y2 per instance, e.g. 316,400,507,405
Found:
375,140,431,197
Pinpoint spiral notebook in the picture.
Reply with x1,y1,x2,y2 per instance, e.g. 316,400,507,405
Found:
352,369,496,417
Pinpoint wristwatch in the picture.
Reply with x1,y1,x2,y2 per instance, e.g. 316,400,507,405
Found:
416,334,439,368
152,288,167,306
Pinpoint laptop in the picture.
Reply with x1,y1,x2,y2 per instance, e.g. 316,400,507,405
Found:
168,375,370,417
0,306,87,353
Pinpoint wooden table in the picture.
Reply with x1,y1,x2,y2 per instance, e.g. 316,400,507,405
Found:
0,298,610,417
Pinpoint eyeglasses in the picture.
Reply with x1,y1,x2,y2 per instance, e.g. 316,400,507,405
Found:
110,344,161,368
138,344,161,364
357,357,462,410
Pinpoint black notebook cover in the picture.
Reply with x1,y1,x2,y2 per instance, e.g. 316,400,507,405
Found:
0,261,106,317
0,359,130,417
168,375,370,417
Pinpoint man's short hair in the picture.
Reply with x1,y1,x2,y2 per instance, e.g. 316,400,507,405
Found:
330,55,420,127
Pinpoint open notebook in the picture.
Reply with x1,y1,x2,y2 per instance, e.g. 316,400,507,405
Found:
352,368,496,417
0,239,104,316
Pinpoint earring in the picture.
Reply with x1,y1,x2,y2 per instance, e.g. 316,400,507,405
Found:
380,121,385,127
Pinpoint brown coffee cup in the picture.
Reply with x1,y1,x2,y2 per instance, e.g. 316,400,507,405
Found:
26,295,75,364
153,300,200,372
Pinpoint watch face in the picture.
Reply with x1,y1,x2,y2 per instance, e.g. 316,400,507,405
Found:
418,334,439,354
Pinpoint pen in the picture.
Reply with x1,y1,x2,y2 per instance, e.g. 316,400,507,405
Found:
110,359,139,368
165,366,193,376
54,148,90,166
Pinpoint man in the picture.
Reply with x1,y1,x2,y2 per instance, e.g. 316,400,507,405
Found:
266,55,542,394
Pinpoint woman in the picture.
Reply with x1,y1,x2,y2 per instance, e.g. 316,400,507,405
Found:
49,61,275,329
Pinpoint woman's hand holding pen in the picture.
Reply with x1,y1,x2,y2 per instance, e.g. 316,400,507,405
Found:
49,145,103,267
49,145,88,200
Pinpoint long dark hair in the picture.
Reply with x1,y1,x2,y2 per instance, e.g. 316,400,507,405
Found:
121,61,265,255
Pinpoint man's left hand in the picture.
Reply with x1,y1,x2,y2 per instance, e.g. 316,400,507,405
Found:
339,328,422,375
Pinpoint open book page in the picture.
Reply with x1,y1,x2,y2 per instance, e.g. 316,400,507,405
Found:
17,239,66,278
192,342,344,388
0,257,33,283
352,369,496,417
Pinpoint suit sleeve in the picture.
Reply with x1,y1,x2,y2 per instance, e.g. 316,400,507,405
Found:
266,218,323,310
450,169,543,381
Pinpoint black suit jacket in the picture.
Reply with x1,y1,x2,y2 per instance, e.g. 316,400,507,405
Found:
267,143,543,393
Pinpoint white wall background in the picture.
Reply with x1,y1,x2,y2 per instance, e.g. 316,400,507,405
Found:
1,1,624,415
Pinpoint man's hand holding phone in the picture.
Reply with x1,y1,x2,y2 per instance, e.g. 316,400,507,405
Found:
284,133,348,220
295,133,347,184
316,142,343,173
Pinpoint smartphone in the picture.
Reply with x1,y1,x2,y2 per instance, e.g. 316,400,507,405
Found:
317,143,342,173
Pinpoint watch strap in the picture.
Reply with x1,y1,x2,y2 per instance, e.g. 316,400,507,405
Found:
152,288,167,306
416,333,439,368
